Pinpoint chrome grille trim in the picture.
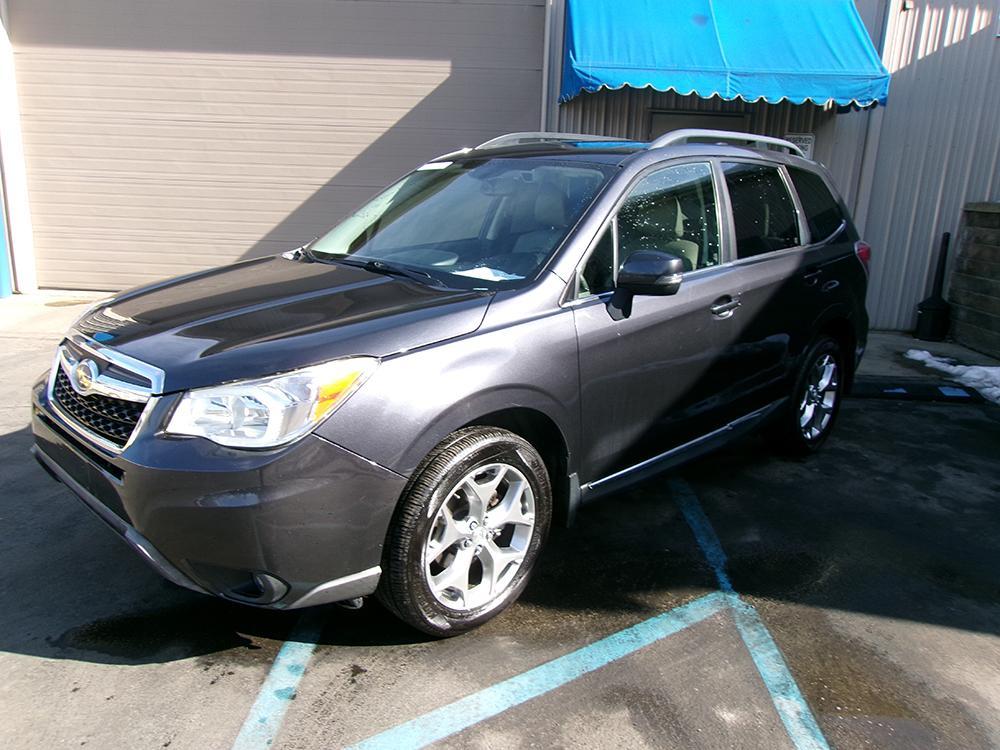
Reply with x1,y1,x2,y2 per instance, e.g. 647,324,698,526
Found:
46,335,165,454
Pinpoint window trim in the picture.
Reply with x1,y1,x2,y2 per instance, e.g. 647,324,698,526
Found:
806,218,848,248
786,165,852,247
563,158,725,305
716,158,810,265
571,218,618,301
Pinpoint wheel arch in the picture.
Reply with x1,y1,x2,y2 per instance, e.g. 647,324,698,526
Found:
461,406,575,528
391,390,578,529
816,316,859,392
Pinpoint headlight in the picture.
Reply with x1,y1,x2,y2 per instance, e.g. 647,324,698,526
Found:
165,357,377,448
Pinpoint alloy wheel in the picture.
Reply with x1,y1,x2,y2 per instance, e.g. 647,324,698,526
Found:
799,352,839,441
422,462,536,612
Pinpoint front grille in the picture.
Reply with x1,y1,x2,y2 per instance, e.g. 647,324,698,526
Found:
53,368,145,448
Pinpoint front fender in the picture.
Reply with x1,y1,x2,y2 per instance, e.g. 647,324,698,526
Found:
390,385,577,478
317,307,582,478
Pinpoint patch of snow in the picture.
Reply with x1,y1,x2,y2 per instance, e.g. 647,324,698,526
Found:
904,349,1000,404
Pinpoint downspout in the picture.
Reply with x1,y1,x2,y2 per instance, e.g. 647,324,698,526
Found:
851,0,896,236
540,0,553,130
0,0,10,296
0,4,38,292
540,0,567,132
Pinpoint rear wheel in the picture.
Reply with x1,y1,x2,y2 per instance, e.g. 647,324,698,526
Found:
769,336,844,455
377,427,551,637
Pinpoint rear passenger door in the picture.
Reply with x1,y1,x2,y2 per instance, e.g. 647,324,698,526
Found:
786,166,863,333
713,160,809,420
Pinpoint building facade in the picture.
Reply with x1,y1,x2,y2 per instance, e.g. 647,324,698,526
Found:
0,0,997,330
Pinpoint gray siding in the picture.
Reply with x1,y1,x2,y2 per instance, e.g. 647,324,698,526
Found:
10,0,544,290
552,0,1000,330
857,0,1000,330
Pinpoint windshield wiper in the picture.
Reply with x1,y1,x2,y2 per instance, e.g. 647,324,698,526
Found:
334,257,447,288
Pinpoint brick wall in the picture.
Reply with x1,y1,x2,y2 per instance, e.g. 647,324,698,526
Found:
950,203,1000,358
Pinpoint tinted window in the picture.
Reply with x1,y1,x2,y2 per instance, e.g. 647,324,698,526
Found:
722,163,800,259
788,167,846,242
617,163,721,271
578,224,615,297
309,158,613,290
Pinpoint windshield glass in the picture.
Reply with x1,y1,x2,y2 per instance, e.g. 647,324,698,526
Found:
308,157,614,289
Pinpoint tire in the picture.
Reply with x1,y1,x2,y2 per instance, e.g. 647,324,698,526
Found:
377,426,552,637
768,336,845,456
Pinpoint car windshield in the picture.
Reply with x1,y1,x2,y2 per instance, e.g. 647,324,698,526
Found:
307,157,614,289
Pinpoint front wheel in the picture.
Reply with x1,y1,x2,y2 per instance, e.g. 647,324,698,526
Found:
377,427,552,637
768,336,844,455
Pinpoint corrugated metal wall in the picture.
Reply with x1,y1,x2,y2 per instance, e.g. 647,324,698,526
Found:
10,0,544,291
859,0,999,329
558,88,834,148
555,0,1000,330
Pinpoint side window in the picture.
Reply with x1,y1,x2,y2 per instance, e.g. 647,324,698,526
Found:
577,224,615,297
616,163,721,271
788,167,846,243
722,163,800,259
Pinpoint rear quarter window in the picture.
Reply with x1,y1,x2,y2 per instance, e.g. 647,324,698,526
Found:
788,167,846,243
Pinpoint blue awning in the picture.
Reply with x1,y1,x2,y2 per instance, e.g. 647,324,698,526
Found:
560,0,890,107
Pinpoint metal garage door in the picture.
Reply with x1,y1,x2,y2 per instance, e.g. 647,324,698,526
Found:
9,0,544,290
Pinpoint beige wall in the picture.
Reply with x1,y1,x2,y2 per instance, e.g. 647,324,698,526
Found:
9,0,545,290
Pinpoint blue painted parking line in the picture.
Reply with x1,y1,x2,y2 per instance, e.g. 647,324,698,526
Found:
670,478,830,750
349,592,729,750
231,613,324,750
237,477,829,750
938,385,970,398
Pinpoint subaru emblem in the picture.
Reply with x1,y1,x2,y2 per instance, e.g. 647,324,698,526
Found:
72,359,99,395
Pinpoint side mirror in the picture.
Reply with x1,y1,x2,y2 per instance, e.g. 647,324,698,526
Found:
608,251,685,320
618,251,685,296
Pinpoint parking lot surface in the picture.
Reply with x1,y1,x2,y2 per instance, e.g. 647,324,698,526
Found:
2,308,999,749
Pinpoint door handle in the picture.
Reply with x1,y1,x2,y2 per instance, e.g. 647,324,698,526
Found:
710,296,741,318
803,268,823,286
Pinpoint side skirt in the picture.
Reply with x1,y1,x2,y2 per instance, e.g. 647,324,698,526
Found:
580,399,786,504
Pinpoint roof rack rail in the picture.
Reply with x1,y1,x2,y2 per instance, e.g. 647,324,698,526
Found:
650,129,805,157
475,132,626,150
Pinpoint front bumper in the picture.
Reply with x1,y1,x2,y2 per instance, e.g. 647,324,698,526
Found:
31,377,407,609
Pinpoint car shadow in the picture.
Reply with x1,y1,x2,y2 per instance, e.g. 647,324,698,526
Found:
2,398,999,666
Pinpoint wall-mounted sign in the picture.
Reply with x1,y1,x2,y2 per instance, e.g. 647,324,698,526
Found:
784,133,815,160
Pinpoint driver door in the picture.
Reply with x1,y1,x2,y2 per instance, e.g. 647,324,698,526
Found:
571,161,740,484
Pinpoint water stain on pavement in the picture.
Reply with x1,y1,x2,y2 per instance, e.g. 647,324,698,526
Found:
756,600,992,750
47,599,295,664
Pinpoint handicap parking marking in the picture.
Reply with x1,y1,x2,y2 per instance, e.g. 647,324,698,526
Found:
231,612,325,750
348,592,729,750
234,478,829,750
670,478,831,750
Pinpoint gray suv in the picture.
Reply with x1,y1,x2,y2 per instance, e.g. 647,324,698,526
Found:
31,130,870,636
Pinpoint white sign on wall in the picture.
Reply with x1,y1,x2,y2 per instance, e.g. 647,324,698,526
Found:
784,133,815,160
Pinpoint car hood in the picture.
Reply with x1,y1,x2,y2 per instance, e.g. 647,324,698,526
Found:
77,256,492,393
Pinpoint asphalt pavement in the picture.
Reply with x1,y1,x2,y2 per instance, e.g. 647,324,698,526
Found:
1,295,998,749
